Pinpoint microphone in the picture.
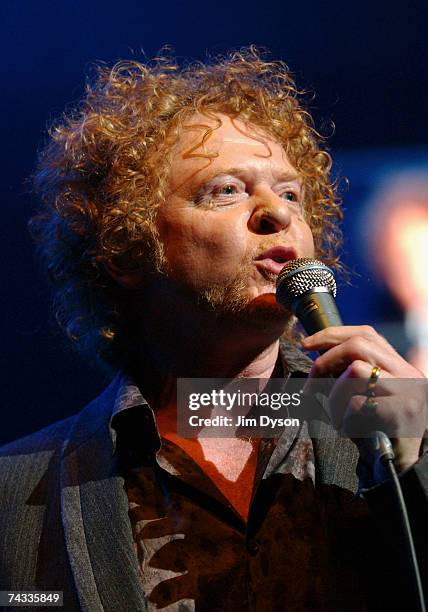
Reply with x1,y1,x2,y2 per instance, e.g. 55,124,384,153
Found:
276,257,342,335
276,256,395,459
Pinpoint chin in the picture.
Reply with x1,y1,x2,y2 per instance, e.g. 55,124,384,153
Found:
238,292,292,328
197,275,291,326
249,292,289,314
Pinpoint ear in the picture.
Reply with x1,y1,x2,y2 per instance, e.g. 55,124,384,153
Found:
103,259,145,289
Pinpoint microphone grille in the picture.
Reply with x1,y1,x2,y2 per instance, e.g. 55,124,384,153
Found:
276,257,337,310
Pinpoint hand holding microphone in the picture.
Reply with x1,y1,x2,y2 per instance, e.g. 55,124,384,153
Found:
276,257,427,475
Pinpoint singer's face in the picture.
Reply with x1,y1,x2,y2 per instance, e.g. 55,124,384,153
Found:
156,114,315,318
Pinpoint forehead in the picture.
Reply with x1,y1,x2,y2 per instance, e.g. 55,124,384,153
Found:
167,113,297,193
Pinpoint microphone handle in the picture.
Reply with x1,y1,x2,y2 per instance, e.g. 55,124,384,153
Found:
292,289,342,336
294,290,395,465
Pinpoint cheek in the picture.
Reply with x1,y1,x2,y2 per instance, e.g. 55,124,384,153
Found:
159,210,249,266
297,220,315,257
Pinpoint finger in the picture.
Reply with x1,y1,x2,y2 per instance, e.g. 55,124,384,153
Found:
303,360,393,422
302,325,393,354
326,366,428,432
307,335,415,378
309,339,390,378
339,394,428,440
323,363,394,428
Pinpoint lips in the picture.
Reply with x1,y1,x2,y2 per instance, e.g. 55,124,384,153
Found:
255,246,297,275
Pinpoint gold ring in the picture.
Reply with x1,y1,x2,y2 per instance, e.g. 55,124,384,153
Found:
366,366,381,397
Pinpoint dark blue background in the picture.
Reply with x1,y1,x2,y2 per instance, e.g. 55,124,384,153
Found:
1,0,427,443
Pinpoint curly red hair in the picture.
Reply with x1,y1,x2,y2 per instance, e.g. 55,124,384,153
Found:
31,47,343,371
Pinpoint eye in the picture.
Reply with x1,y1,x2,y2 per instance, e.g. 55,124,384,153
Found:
216,183,239,196
192,177,247,207
280,190,298,202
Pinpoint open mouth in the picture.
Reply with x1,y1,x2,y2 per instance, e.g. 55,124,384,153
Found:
254,246,297,275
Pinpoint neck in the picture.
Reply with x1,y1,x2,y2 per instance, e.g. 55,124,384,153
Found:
127,286,290,410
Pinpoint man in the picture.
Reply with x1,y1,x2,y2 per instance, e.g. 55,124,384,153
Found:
1,49,427,610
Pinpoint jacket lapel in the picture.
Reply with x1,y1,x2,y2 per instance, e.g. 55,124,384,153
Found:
281,341,360,493
60,378,147,611
310,418,360,493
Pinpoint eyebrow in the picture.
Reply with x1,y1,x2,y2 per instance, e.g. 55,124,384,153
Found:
201,166,301,184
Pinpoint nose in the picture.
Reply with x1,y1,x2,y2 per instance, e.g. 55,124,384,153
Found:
248,189,292,235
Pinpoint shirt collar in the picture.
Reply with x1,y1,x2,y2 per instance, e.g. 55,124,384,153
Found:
109,340,312,464
109,372,161,464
